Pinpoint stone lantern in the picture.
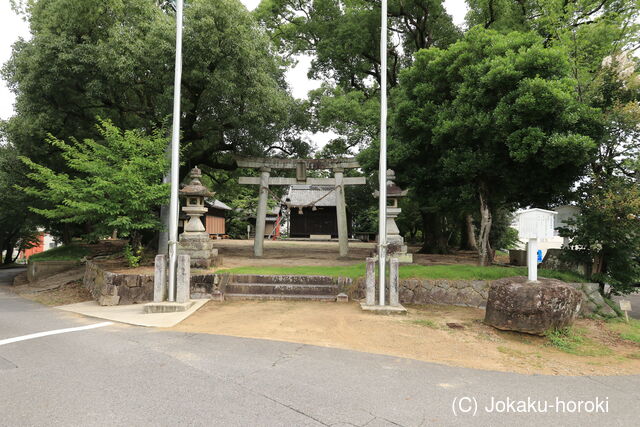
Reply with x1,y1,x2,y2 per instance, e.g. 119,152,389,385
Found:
178,167,220,268
374,169,413,263
180,167,211,234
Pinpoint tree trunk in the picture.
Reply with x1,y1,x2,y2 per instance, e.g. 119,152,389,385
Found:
419,211,450,254
130,231,143,255
3,245,15,265
592,253,605,276
460,214,478,251
62,224,72,245
477,184,493,266
466,214,478,251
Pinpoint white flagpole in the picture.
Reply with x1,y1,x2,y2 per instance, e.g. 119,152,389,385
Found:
378,0,388,306
167,0,184,302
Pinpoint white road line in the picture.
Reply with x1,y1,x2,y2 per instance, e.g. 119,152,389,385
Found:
0,322,114,346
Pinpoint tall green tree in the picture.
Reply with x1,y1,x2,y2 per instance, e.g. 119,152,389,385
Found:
3,0,310,242
560,52,640,292
466,0,640,102
394,28,599,265
0,143,41,264
255,0,461,152
257,0,461,247
3,0,307,174
19,119,170,251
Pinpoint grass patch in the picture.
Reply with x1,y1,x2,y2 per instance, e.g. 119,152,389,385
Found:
607,318,640,344
29,245,89,262
545,327,612,356
411,319,439,328
222,263,586,282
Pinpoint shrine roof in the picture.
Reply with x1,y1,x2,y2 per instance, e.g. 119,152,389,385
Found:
284,185,337,208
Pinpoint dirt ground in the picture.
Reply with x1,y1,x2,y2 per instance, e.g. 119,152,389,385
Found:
171,300,640,376
115,240,485,274
212,239,485,268
12,268,92,306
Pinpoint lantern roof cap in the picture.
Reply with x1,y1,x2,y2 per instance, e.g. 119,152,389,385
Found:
373,169,408,198
179,167,214,198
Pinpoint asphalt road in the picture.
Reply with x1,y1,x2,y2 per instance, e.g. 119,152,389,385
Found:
1,268,639,426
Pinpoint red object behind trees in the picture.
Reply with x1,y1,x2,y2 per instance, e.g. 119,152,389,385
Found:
22,233,45,259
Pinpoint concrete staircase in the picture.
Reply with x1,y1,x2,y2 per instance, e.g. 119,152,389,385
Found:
223,274,340,302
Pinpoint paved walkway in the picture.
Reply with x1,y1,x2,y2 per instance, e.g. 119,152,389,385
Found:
0,269,638,426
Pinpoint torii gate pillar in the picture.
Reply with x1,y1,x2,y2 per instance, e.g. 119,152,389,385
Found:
334,168,348,258
237,157,365,258
254,167,271,257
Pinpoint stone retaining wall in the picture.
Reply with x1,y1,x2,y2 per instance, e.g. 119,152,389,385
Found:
349,278,489,308
349,276,613,317
83,261,615,318
27,260,80,283
84,261,153,305
571,282,617,318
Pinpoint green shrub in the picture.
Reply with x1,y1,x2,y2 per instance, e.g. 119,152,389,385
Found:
123,244,142,268
545,327,612,356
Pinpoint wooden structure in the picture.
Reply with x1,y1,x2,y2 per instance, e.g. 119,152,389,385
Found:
179,198,231,237
285,185,352,238
236,157,365,257
204,199,231,237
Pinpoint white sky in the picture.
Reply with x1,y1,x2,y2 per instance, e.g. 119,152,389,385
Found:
0,0,469,142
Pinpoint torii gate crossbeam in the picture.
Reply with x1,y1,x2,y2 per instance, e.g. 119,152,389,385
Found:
236,157,365,258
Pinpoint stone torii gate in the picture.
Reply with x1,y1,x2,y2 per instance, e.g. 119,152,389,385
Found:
236,157,366,258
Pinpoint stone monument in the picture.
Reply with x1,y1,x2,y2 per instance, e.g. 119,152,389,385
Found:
484,276,582,335
374,169,413,263
177,167,220,268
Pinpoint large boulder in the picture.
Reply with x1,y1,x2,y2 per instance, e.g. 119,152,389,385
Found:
484,276,582,335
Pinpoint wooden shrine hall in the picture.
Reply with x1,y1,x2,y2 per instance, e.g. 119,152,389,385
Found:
235,157,365,257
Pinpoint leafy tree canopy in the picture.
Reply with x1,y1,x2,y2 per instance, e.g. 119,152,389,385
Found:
255,0,461,153
3,0,307,176
393,27,600,264
19,119,170,248
560,51,640,291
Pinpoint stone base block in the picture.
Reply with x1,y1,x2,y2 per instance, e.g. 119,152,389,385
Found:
392,253,413,264
372,253,413,264
360,302,407,315
178,233,220,269
210,290,224,302
144,301,195,314
310,234,332,240
336,292,349,303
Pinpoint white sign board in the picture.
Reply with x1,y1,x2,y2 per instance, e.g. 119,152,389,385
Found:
512,209,558,241
620,300,632,322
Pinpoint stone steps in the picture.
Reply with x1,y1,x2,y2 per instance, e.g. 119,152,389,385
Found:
222,274,344,302
224,293,337,302
225,282,338,296
227,274,339,286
